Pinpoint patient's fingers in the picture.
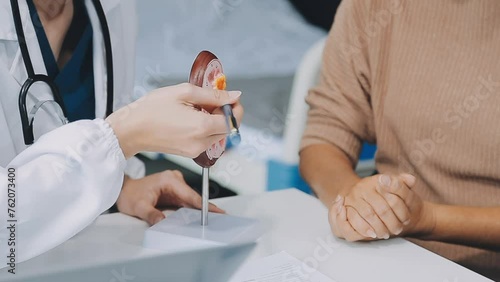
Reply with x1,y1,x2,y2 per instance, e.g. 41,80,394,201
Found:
329,196,370,242
346,206,378,239
378,175,412,209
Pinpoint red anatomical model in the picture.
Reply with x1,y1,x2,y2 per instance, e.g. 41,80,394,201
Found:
189,51,227,168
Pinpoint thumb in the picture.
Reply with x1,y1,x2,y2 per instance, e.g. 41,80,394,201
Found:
183,84,242,108
399,173,416,188
135,201,165,226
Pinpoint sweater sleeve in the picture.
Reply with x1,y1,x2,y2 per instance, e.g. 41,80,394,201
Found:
300,0,375,166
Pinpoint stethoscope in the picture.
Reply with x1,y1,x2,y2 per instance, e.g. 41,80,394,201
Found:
10,0,114,145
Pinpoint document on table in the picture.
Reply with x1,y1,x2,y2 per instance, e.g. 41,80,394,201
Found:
229,252,335,282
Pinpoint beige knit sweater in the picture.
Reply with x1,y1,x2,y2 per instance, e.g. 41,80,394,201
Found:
301,0,500,278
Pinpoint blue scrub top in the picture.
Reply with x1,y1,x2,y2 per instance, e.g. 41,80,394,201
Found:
27,0,96,122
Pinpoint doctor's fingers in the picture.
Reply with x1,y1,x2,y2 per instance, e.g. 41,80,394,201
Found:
186,191,225,214
165,176,225,214
199,111,245,141
134,200,165,226
177,83,242,110
231,101,244,126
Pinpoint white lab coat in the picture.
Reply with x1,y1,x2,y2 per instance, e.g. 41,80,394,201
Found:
0,0,145,266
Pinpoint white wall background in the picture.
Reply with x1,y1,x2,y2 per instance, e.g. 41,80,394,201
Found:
134,0,329,194
135,0,326,83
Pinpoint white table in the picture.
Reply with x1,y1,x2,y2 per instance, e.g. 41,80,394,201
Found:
16,189,492,282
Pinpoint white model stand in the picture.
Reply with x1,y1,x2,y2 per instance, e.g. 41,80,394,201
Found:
143,207,261,252
143,168,261,253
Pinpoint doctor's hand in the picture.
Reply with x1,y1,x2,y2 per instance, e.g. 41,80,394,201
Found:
116,171,224,225
106,83,243,159
329,173,434,242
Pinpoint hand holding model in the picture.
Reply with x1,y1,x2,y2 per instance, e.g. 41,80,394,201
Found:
106,53,243,226
106,83,243,159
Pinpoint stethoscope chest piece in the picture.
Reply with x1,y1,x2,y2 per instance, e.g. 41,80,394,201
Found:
10,0,113,145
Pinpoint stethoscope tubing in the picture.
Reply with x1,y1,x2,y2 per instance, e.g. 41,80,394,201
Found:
9,0,114,145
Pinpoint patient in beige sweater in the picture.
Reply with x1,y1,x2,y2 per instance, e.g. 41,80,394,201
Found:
299,0,500,279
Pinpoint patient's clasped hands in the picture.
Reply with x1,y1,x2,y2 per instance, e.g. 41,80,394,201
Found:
329,174,436,242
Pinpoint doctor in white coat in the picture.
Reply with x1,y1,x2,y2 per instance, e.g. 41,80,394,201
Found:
0,0,242,266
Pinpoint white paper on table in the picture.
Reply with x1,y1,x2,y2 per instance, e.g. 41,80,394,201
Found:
229,251,336,282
